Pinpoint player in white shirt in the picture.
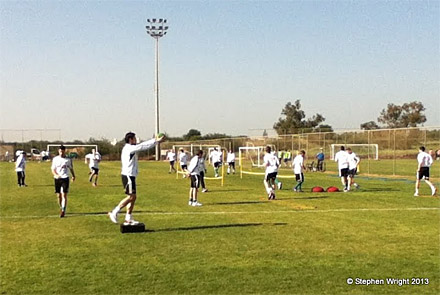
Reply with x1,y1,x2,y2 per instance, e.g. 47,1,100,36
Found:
346,148,360,191
85,149,101,187
414,146,437,196
292,150,306,192
263,146,280,200
210,147,223,177
108,132,165,225
179,149,189,177
51,145,76,218
226,150,236,175
15,151,27,187
165,149,177,174
334,146,349,192
186,150,204,206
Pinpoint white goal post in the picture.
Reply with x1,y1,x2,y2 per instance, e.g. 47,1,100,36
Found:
330,144,379,160
46,144,99,157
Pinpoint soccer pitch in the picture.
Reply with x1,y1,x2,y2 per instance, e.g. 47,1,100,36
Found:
1,161,439,294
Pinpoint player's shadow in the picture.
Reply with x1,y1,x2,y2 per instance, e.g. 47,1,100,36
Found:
288,195,328,200
210,200,267,205
147,222,287,233
366,188,400,192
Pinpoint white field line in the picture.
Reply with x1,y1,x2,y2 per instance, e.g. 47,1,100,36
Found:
1,207,439,220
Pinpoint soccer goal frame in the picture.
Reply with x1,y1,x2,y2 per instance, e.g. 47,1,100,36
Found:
239,146,265,168
330,144,379,160
46,144,99,158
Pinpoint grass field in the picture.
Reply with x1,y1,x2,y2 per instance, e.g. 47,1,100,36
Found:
1,160,439,294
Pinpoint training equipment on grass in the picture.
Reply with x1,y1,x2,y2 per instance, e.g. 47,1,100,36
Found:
120,222,146,233
330,144,378,160
326,186,340,192
311,186,325,192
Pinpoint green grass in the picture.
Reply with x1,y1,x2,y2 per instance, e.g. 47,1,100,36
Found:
1,160,439,294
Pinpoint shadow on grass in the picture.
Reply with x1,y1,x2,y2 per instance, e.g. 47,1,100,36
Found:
146,222,287,233
211,200,267,205
365,188,400,192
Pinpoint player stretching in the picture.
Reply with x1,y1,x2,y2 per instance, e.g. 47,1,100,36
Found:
51,145,76,218
263,146,280,200
166,149,177,173
346,148,360,190
108,132,165,225
187,150,204,206
226,150,236,175
334,146,349,192
414,146,437,197
292,150,306,192
85,149,101,186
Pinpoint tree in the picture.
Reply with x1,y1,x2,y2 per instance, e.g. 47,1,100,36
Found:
360,121,380,130
377,101,426,128
183,129,202,141
273,100,328,134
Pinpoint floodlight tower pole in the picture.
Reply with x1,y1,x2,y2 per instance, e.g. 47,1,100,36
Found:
146,18,168,160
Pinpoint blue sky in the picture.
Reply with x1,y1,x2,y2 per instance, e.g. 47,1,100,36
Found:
1,0,439,141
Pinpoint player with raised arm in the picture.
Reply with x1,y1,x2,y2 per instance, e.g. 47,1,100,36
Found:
334,146,349,192
263,146,280,200
414,146,437,197
108,132,165,225
51,145,75,218
187,150,204,206
292,150,306,192
346,147,360,190
85,149,101,187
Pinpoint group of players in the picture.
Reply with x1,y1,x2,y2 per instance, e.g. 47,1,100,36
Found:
12,132,438,225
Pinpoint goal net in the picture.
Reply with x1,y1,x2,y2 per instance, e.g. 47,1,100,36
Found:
239,146,265,169
330,144,379,160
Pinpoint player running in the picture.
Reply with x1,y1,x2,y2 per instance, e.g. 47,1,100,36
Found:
166,149,177,174
226,150,236,175
263,146,280,200
51,145,76,218
414,146,437,197
85,149,101,186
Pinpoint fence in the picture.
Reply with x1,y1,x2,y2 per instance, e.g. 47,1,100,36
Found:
164,127,440,177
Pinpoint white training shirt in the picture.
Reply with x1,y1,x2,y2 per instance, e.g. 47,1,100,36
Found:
417,151,432,168
166,151,176,162
15,154,26,172
121,138,157,177
334,150,349,170
187,155,201,176
51,155,73,179
292,154,304,174
210,150,222,164
85,152,101,169
227,152,235,163
264,152,279,174
347,152,360,170
179,152,188,165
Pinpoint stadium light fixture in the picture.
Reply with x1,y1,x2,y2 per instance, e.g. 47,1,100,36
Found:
146,18,169,160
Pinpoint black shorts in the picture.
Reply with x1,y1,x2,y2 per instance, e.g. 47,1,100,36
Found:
214,162,222,168
339,168,349,177
190,174,200,188
181,164,188,171
54,178,69,194
348,168,357,177
265,172,277,182
122,175,136,195
228,162,235,168
417,167,430,180
295,173,304,183
170,160,175,165
91,167,99,175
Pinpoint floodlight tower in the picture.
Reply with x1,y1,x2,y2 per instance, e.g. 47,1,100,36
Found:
146,18,168,160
